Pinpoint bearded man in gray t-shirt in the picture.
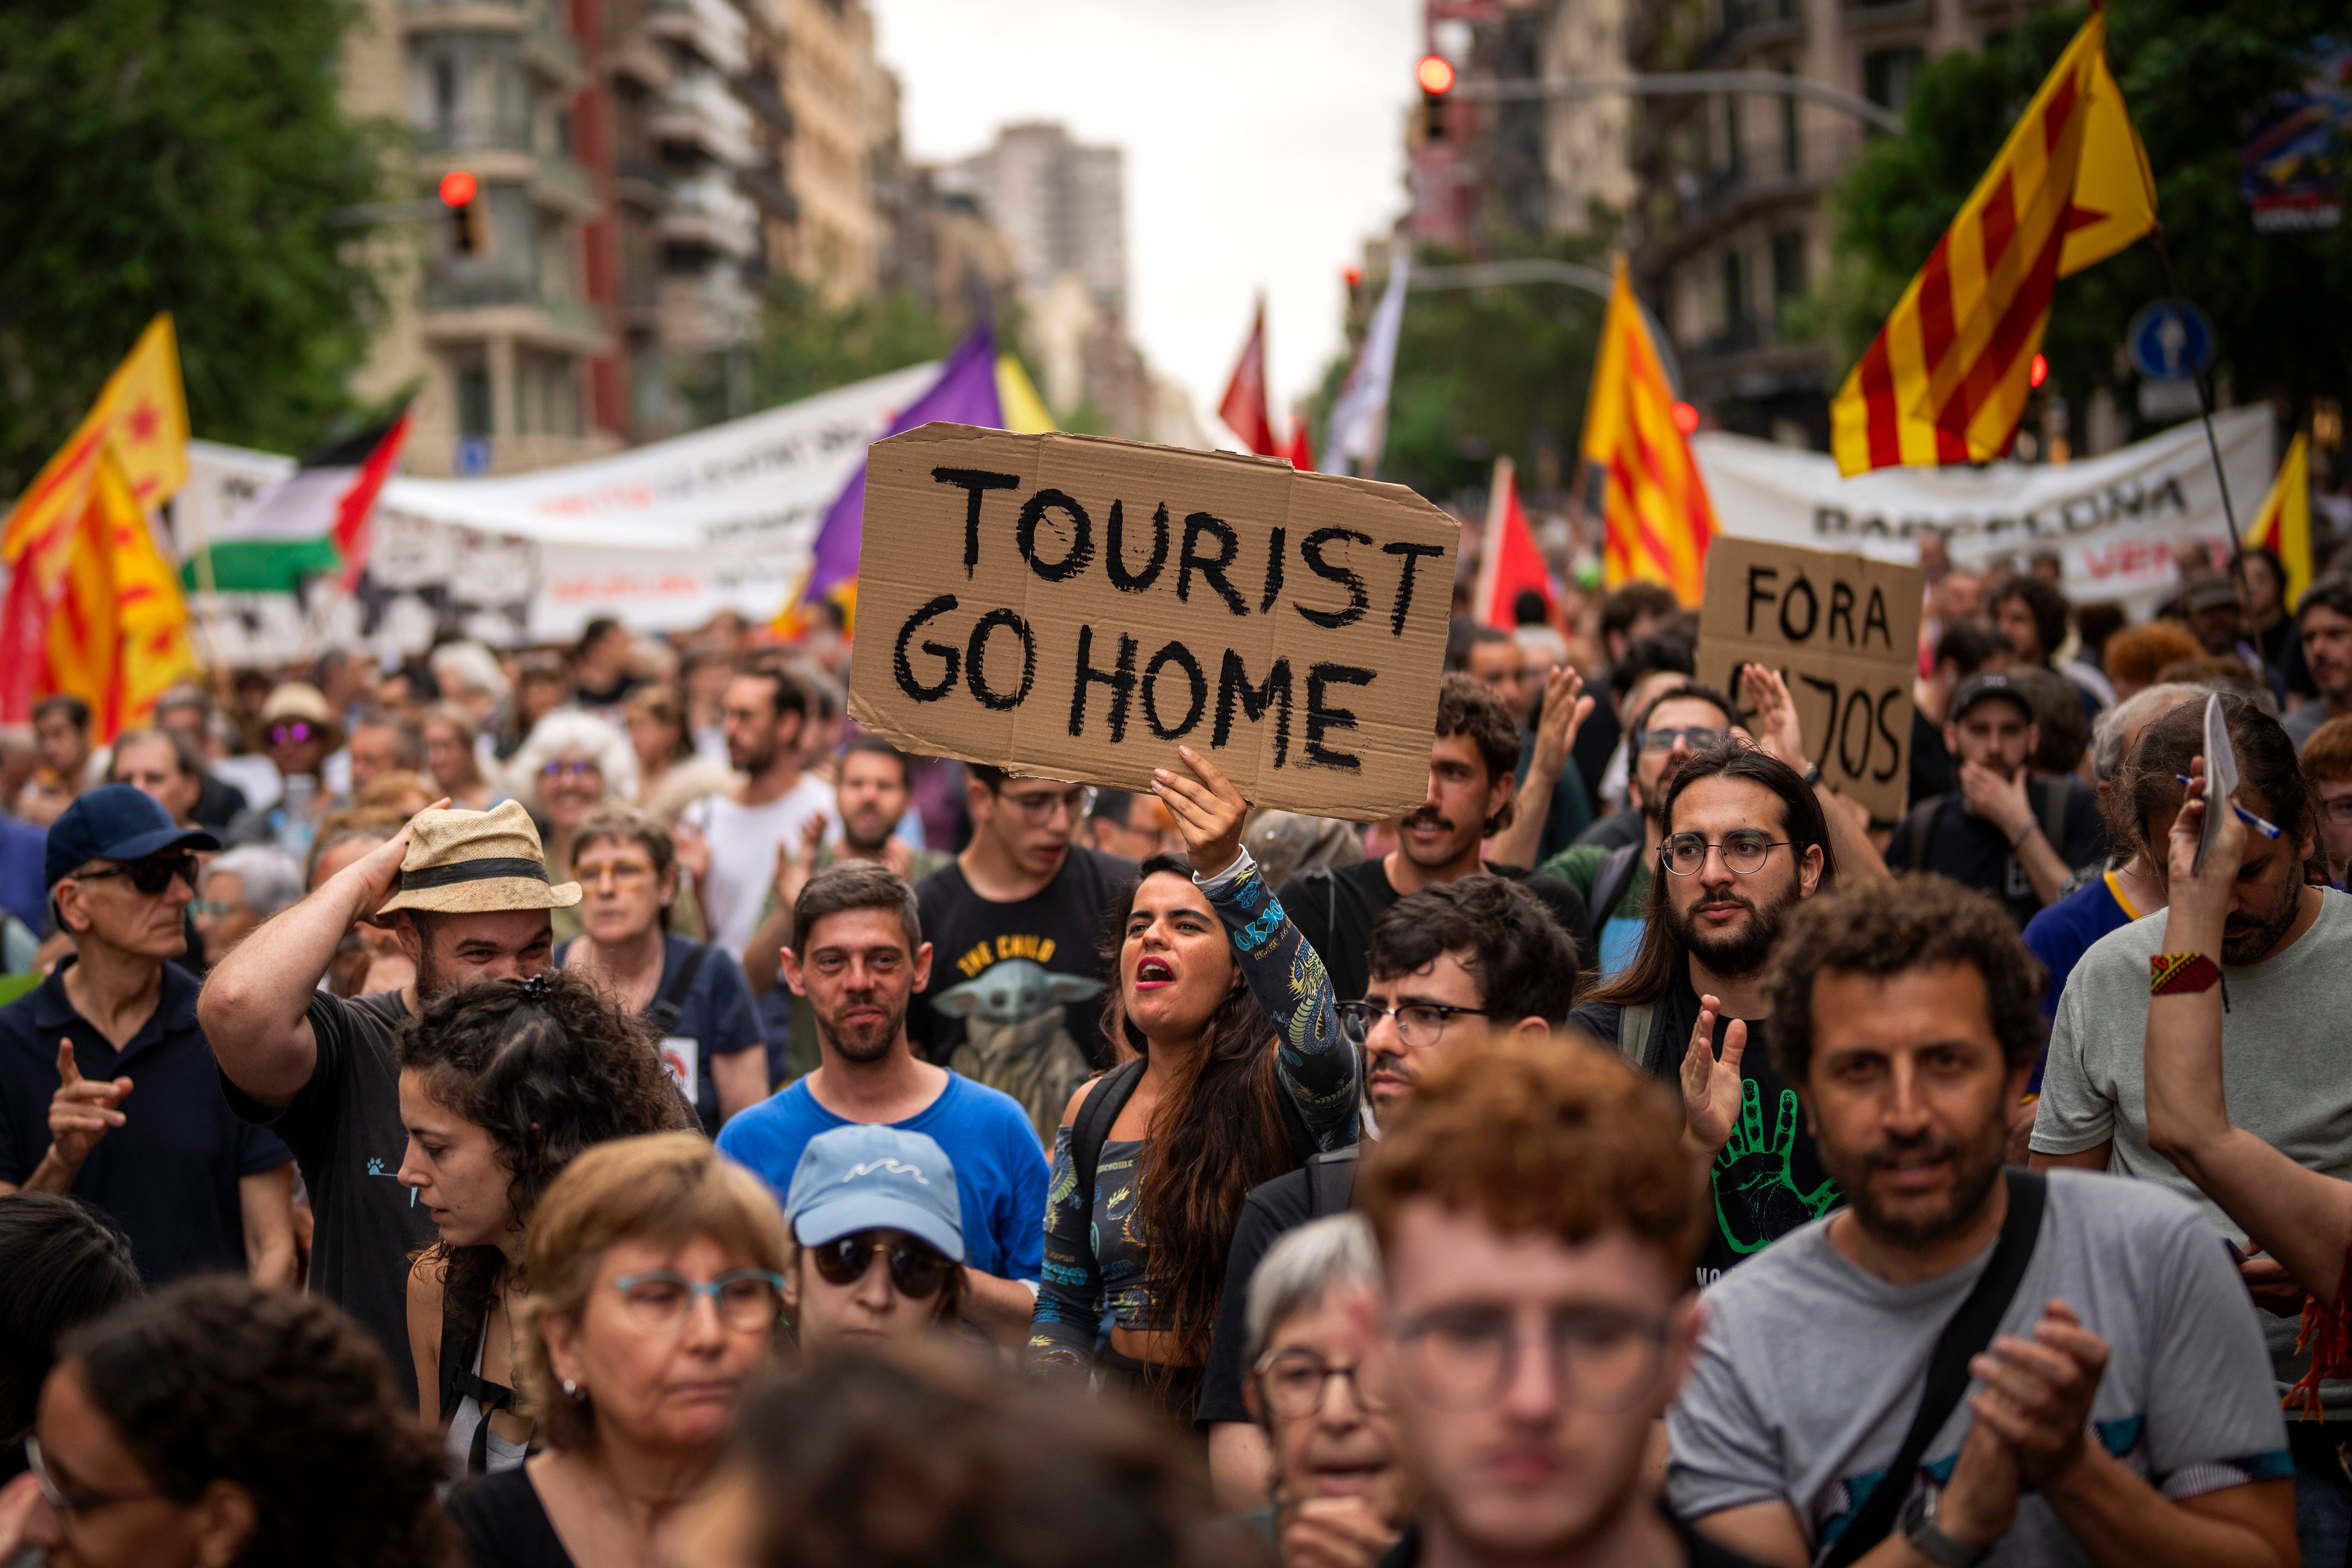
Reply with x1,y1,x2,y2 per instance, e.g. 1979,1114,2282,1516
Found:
1671,875,2292,1568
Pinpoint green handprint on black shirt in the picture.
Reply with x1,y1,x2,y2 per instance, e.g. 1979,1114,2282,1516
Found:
1714,1078,1840,1257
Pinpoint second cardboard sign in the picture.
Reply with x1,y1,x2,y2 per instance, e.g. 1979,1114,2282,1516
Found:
846,424,1460,822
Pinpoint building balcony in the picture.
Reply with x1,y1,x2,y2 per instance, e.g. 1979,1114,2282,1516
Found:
656,268,760,351
648,71,756,167
608,28,673,92
737,161,797,221
1693,0,1806,66
732,69,790,133
1842,0,1931,30
529,151,599,219
401,0,583,87
1653,125,1863,255
420,272,612,354
660,172,760,258
614,154,672,212
645,0,748,75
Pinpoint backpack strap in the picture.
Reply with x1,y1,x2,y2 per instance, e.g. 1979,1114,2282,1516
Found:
1588,841,1645,926
2035,775,2075,855
1615,1002,1655,1070
1071,1058,1148,1218
1819,1169,2049,1568
648,941,710,1033
1304,1146,1362,1218
1902,795,1945,873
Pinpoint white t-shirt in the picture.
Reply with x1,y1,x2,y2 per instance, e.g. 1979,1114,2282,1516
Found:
680,776,840,952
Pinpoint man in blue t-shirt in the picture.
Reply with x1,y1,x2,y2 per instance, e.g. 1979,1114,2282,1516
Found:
717,861,1047,1347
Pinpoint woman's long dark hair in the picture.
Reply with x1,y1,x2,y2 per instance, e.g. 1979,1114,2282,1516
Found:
398,970,697,1333
1101,852,1292,1366
1587,740,1836,1010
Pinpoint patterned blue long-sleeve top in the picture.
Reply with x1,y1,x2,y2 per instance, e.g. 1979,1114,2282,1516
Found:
1027,847,1357,1371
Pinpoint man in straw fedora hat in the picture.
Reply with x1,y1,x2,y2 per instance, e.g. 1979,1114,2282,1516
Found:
201,798,580,1400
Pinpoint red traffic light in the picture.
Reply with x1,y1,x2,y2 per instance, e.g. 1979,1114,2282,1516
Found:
438,170,479,209
1416,55,1455,95
2029,352,2049,389
1672,401,1701,436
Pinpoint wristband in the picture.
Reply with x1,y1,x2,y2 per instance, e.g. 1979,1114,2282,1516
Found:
2150,953,2221,996
2007,818,2035,849
1801,761,1823,787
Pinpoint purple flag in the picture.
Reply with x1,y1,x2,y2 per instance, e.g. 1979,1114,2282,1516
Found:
803,325,1002,609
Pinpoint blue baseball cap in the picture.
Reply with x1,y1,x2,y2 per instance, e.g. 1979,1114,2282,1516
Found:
784,1125,963,1262
45,784,220,891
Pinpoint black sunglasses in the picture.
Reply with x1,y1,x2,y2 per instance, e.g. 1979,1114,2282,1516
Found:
808,1230,955,1298
71,852,199,897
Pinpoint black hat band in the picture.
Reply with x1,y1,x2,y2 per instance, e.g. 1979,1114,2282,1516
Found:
399,857,551,890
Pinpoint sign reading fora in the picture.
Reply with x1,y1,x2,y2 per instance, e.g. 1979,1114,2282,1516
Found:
1695,538,1924,823
846,424,1459,822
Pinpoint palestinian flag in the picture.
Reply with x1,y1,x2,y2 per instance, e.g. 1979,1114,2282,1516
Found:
183,410,411,593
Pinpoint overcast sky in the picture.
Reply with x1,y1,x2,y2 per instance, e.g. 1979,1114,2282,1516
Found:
871,0,1421,428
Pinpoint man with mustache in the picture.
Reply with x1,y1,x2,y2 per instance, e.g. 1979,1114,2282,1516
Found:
1572,742,1851,1287
716,861,1047,1347
1677,875,2293,1568
1278,675,1590,1007
2033,693,2352,1564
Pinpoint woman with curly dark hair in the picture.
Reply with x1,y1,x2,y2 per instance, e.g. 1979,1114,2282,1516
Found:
3,1274,452,1568
1028,748,1358,1427
399,970,696,1479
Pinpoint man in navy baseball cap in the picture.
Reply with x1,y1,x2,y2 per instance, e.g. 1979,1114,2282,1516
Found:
1,784,295,1286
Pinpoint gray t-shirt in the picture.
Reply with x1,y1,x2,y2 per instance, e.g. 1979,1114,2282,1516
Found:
1668,1171,2289,1567
2032,888,2352,1412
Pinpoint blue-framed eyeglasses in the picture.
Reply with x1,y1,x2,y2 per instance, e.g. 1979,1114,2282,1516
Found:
610,1268,786,1333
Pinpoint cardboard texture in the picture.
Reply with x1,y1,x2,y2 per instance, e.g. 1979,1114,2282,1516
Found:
846,424,1459,822
1695,538,1924,822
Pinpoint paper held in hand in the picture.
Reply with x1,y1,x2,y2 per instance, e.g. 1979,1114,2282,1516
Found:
845,424,1459,822
2193,692,2238,877
1693,537,1925,822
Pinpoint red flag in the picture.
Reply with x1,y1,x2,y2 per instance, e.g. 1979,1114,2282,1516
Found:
1282,416,1315,473
1474,456,1555,630
1217,299,1278,456
334,407,414,591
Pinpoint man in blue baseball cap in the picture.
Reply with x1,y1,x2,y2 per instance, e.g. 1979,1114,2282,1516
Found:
0,785,296,1285
782,1124,969,1356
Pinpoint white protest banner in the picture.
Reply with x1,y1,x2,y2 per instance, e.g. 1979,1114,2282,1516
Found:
847,424,1458,821
170,363,940,663
1693,407,2272,615
1695,537,1925,822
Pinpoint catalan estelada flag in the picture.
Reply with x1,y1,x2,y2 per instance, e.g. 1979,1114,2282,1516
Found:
2249,432,2313,604
1583,253,1716,603
1829,9,2156,475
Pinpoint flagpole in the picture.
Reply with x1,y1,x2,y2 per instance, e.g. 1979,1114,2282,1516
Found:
2144,223,2267,683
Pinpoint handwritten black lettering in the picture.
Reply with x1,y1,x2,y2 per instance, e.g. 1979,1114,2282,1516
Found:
1828,580,1856,646
1069,623,1138,741
1142,642,1208,740
1214,651,1292,769
932,469,1019,578
1259,527,1287,614
1862,587,1893,651
1016,489,1095,582
1382,542,1445,636
1305,664,1374,772
1838,688,1874,779
1778,575,1820,642
1745,566,1779,634
1105,500,1169,592
1873,688,1906,784
965,609,1035,711
1297,527,1371,630
893,593,961,701
1179,513,1249,615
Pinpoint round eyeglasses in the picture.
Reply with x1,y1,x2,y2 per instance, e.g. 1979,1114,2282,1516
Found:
1252,1348,1391,1421
1393,1304,1671,1412
1659,831,1790,877
611,1268,786,1334
1335,1000,1493,1048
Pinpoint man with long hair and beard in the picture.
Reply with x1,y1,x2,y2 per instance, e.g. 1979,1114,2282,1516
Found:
1673,875,2294,1568
1574,741,1862,1286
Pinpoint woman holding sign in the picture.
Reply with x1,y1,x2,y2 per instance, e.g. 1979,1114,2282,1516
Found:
1028,746,1358,1427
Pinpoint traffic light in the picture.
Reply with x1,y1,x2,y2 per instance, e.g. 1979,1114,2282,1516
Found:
1417,54,1455,141
439,170,484,255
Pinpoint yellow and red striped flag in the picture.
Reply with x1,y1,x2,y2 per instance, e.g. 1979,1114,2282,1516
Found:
2248,432,2313,605
1583,253,1717,603
1829,10,2155,475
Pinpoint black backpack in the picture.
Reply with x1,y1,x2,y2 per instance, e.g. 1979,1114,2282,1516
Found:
1901,775,2084,872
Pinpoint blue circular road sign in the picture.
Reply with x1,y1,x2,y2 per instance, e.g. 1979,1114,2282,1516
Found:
2126,300,2216,381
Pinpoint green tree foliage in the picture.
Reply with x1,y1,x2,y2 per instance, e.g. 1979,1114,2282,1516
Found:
1820,0,2351,429
1309,228,1613,506
0,0,393,499
740,275,954,412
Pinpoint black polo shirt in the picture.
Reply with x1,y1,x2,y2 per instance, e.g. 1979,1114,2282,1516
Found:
0,958,289,1282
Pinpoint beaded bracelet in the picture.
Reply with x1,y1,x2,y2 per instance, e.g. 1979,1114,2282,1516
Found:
2149,953,2221,996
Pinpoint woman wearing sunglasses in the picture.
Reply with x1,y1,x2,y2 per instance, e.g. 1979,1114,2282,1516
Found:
1029,747,1359,1427
506,712,641,945
400,972,695,1481
445,1132,789,1568
780,1124,968,1357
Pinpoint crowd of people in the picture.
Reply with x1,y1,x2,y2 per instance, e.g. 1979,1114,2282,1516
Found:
4,529,2352,1568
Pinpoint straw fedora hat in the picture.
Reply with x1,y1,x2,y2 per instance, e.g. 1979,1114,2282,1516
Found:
375,799,582,916
257,682,347,755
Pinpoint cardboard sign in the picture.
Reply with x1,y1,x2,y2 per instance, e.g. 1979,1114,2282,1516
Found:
846,424,1459,822
1695,538,1924,822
